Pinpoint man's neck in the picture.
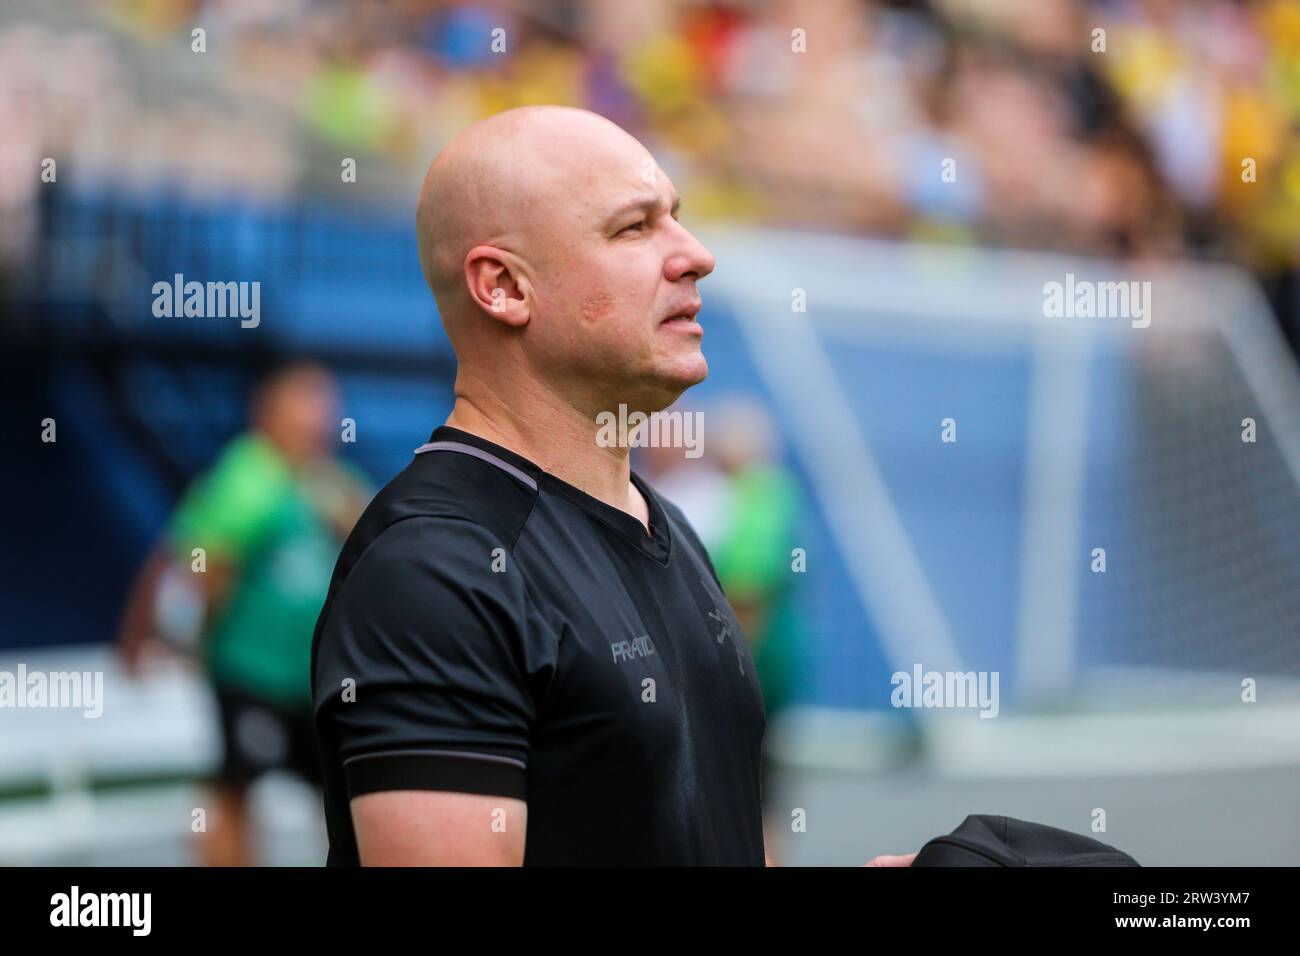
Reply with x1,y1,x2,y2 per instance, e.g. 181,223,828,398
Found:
445,388,649,532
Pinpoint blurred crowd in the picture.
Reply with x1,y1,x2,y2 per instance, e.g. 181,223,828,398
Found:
4,0,1300,333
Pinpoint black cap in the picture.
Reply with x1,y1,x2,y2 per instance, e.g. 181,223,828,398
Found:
912,814,1141,867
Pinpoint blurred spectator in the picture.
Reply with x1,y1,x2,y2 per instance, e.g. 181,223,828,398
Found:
706,399,804,818
7,0,1300,347
114,361,371,866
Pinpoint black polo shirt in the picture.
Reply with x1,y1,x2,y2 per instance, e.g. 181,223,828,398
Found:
311,425,767,865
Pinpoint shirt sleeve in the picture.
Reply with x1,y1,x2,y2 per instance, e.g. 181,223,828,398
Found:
314,515,546,802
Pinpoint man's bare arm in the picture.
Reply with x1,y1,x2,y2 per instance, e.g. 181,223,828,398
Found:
115,547,172,675
351,790,527,866
116,545,231,674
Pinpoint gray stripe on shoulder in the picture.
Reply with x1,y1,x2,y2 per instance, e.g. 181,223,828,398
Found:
413,440,538,491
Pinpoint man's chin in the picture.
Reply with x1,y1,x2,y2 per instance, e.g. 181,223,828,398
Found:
630,357,708,413
665,353,708,391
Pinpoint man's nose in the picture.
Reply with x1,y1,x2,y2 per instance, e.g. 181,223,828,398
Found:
666,223,716,282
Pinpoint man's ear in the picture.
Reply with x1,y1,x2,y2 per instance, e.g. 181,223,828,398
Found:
464,245,530,327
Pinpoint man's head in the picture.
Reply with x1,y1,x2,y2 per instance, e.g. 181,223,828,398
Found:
416,106,716,418
251,360,339,466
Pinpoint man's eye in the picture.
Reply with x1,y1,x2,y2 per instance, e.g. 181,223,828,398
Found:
619,219,647,235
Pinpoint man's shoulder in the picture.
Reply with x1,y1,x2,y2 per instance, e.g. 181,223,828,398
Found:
169,432,290,548
356,444,539,553
313,508,527,674
352,513,510,577
206,432,289,488
319,447,537,620
322,515,520,640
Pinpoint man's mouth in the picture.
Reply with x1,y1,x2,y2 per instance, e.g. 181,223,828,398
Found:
660,301,702,331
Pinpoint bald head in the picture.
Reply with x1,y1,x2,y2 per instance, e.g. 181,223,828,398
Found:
417,106,643,311
415,105,716,418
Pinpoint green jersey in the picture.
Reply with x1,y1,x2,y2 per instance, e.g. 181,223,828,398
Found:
710,464,804,716
168,433,350,708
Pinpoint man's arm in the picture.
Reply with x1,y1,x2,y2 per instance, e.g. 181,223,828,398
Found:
764,849,916,866
319,517,542,866
116,543,233,674
351,790,527,866
116,546,173,675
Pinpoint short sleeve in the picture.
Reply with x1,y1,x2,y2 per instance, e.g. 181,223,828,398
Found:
314,516,543,802
168,435,288,567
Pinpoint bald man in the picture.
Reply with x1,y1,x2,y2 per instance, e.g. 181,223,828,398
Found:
311,106,908,866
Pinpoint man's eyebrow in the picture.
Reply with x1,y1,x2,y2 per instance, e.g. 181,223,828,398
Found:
606,193,682,226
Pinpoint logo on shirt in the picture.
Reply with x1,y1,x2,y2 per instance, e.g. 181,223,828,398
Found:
702,578,745,676
706,607,733,644
611,635,657,664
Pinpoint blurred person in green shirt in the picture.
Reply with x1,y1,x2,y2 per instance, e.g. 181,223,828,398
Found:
707,398,804,861
708,404,803,725
117,361,370,866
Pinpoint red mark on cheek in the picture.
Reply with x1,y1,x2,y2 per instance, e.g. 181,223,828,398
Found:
579,291,615,324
